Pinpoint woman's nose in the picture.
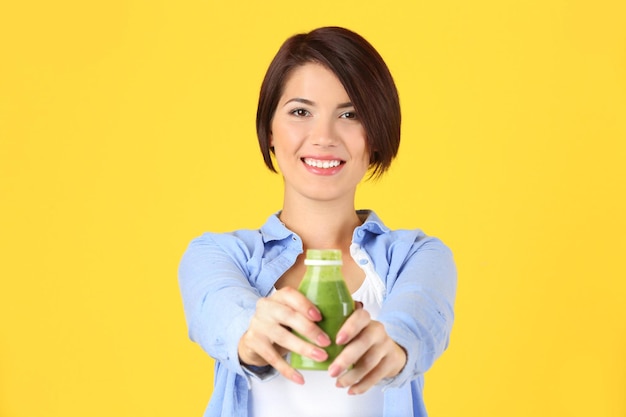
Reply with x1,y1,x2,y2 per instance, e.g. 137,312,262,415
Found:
310,119,337,147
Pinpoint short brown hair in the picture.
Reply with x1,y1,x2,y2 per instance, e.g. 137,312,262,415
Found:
256,26,401,179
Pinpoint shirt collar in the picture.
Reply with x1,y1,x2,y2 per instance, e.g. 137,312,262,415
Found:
353,210,389,242
260,210,389,244
260,212,293,243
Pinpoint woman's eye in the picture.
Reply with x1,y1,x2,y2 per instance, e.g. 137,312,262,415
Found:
341,111,358,120
291,108,310,117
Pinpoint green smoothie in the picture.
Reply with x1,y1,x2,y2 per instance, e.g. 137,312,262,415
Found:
291,250,355,370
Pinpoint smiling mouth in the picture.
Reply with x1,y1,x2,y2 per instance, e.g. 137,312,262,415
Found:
302,158,344,169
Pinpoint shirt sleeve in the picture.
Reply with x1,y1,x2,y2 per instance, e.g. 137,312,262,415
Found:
242,364,280,382
178,233,260,377
377,236,457,388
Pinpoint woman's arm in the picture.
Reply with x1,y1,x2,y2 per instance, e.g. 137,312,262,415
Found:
378,236,457,386
178,234,260,375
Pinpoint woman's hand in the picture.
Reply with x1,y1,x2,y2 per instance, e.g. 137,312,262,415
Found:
237,286,331,384
328,304,407,395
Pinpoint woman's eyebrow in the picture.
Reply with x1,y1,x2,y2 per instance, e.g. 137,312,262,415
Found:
282,98,354,109
283,97,314,107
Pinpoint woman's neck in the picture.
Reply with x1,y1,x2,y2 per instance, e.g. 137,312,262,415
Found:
279,198,362,251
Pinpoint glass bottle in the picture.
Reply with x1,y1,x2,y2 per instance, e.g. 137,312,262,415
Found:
291,249,355,370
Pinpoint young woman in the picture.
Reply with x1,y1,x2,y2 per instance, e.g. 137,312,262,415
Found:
179,26,457,417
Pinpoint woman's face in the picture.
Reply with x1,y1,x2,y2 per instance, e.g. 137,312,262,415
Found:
270,63,369,203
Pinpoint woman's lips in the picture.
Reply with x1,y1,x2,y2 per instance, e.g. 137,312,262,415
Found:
301,157,345,175
302,157,343,169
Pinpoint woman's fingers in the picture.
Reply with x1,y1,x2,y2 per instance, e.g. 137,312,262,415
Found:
259,288,331,348
334,305,370,345
341,357,390,395
328,315,377,377
271,286,324,322
335,339,404,394
240,327,306,384
329,318,407,394
238,287,332,382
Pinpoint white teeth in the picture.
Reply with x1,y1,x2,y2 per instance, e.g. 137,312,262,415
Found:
303,158,341,168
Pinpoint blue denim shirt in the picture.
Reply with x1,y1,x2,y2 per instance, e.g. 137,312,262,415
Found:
178,210,457,417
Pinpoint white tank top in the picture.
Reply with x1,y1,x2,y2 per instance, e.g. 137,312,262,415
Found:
248,246,385,417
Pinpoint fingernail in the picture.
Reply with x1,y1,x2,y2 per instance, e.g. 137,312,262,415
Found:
336,331,347,345
312,348,327,361
328,364,341,378
308,307,322,321
316,333,331,346
291,371,304,385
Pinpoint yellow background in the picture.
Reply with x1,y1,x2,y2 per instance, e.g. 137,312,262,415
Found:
1,1,625,416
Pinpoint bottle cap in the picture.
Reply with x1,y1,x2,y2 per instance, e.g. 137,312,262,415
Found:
304,249,342,266
304,259,343,266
